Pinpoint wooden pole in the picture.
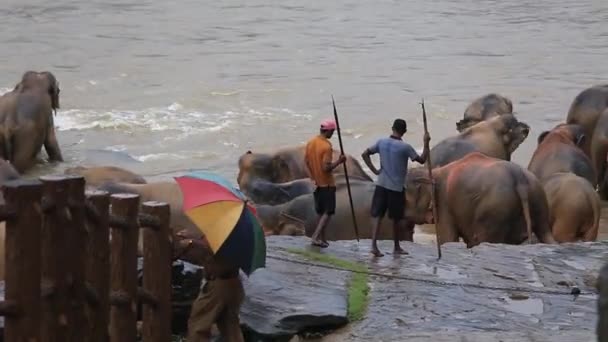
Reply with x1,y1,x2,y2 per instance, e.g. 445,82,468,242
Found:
331,95,360,241
40,175,72,342
66,175,88,341
2,179,43,342
109,193,140,342
421,99,442,260
85,190,111,342
141,201,172,342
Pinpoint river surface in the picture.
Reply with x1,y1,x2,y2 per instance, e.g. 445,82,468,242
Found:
1,0,608,240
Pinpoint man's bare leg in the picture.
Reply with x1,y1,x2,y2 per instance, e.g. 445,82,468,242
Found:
370,216,384,257
311,214,330,247
393,219,408,255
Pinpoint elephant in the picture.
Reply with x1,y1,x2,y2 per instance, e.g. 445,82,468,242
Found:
456,93,514,132
527,123,595,185
64,165,147,188
591,109,608,198
254,177,413,241
405,152,556,247
599,262,608,342
430,113,530,167
97,180,199,239
0,71,63,173
542,172,599,243
565,84,608,157
240,177,315,205
237,145,372,190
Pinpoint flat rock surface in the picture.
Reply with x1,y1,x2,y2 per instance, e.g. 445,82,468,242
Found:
241,252,350,341
246,236,608,341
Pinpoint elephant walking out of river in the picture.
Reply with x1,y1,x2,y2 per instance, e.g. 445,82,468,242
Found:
0,71,63,173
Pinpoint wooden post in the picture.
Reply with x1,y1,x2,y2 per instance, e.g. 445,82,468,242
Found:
1,179,43,342
40,175,72,342
84,190,110,342
65,176,87,341
109,194,140,342
141,201,172,342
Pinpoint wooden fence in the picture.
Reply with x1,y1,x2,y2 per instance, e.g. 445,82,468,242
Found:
0,175,173,342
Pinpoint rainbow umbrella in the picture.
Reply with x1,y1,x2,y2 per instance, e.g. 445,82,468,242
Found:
174,171,266,275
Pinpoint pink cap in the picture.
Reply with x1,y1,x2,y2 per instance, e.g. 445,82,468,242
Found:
320,119,337,130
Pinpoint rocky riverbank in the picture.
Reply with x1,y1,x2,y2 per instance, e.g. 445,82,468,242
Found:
240,236,608,341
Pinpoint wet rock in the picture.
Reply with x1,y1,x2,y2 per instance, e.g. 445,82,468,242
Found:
256,236,607,341
240,253,349,341
599,262,608,342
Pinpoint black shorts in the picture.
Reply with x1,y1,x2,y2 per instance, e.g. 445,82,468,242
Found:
371,185,405,220
313,186,336,215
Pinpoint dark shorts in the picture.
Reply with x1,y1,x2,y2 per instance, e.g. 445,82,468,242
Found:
371,185,405,220
313,186,336,215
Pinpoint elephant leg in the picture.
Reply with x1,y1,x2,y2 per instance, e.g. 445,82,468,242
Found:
10,134,38,173
551,217,578,243
435,209,458,245
43,122,63,162
402,220,415,242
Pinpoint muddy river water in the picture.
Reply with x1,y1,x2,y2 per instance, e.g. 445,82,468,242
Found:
1,1,608,240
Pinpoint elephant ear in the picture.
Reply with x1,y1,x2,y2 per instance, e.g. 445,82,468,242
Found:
41,71,60,112
537,131,550,145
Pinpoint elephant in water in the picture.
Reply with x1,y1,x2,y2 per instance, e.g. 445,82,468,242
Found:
542,172,599,243
0,71,63,173
455,93,514,132
528,123,595,185
405,152,556,247
64,165,147,188
565,84,608,158
237,145,372,190
254,177,412,241
430,113,530,167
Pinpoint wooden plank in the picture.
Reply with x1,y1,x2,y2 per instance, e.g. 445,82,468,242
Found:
109,193,140,342
40,175,72,342
84,190,110,342
141,201,172,342
2,179,43,342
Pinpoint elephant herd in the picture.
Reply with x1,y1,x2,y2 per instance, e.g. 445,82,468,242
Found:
238,85,608,248
0,70,607,273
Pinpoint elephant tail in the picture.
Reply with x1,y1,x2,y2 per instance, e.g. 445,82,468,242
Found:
515,182,533,244
585,189,601,241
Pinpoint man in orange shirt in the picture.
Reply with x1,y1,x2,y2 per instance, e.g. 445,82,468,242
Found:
305,119,346,248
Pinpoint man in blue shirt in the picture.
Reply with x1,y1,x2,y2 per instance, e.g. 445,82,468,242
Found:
361,119,430,257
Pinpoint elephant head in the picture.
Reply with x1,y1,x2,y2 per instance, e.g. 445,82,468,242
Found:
456,93,514,132
237,150,291,188
491,113,530,156
18,70,60,113
537,123,586,150
404,168,435,225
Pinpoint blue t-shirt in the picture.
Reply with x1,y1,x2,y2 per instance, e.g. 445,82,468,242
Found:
367,136,419,192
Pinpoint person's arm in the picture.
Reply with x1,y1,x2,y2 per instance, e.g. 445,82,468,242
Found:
361,141,380,175
412,132,431,164
323,146,346,172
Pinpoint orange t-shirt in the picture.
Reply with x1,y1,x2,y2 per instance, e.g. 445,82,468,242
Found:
305,135,335,187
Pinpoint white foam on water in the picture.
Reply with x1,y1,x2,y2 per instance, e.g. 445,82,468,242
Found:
52,102,315,141
134,152,189,162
